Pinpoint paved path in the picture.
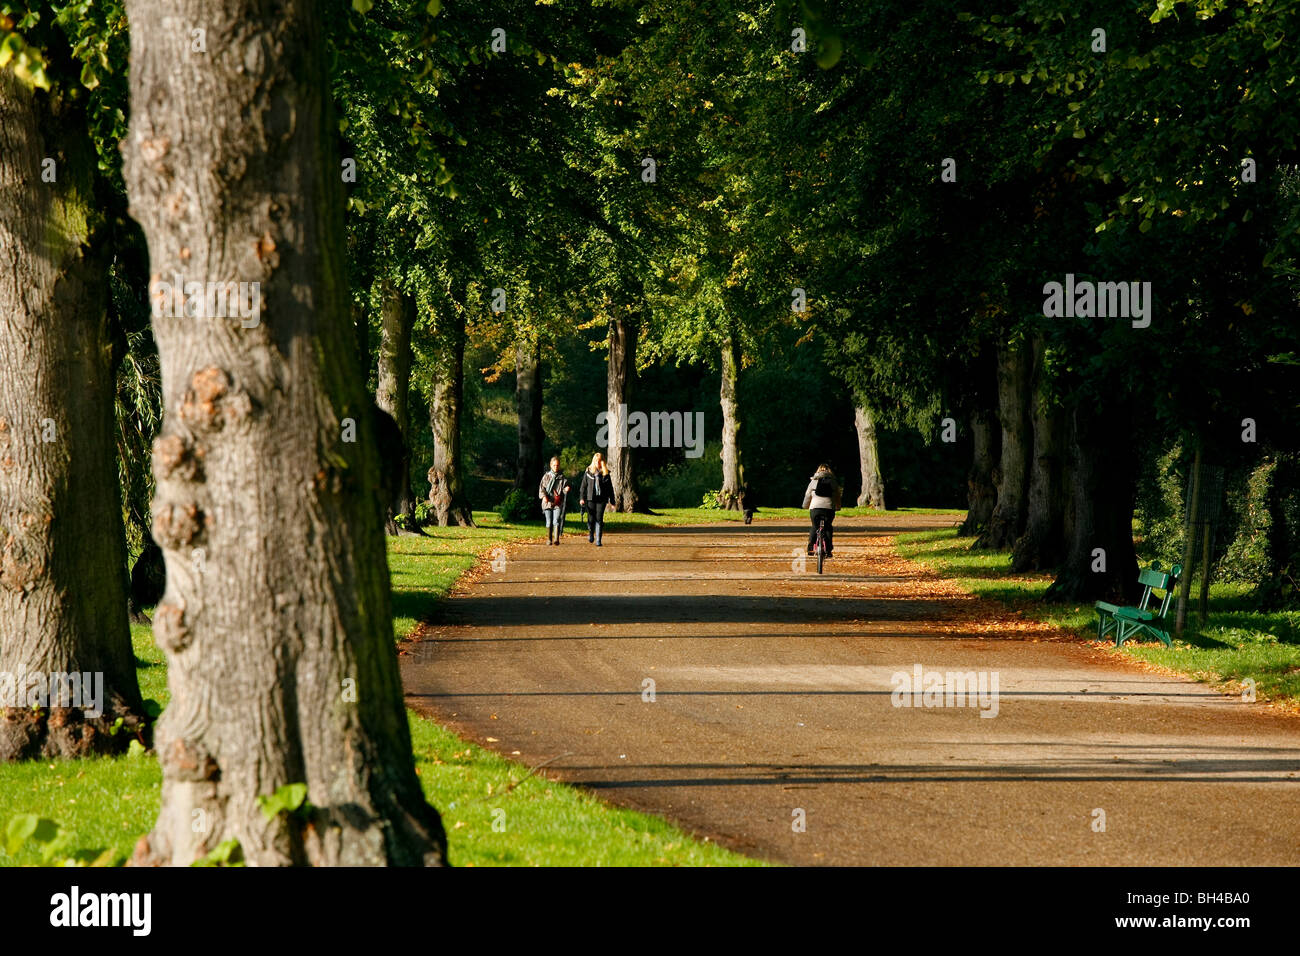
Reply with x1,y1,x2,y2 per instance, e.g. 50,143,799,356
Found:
402,515,1300,865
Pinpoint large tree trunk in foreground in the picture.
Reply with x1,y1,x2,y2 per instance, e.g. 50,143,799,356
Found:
854,402,886,509
959,408,999,536
122,0,446,865
976,342,1032,550
607,315,642,512
1011,338,1066,571
428,309,474,526
0,70,145,760
718,333,745,510
514,338,543,490
1046,401,1139,602
376,281,418,534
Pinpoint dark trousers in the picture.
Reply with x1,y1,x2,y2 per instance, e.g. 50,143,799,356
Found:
809,509,834,554
586,501,607,542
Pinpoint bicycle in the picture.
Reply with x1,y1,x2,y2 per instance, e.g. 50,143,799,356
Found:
813,516,828,574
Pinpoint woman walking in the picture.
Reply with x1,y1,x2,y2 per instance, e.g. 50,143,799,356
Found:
539,455,570,545
579,453,614,546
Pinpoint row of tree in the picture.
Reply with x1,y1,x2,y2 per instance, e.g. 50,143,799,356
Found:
0,0,1296,866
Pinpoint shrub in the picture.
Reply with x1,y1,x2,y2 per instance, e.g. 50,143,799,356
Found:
1219,458,1275,584
642,441,723,507
495,488,534,522
1133,442,1189,565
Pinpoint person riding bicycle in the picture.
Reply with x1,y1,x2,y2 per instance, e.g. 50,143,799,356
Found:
801,464,842,558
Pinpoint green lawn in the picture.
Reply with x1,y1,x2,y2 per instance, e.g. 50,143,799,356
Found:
388,514,550,639
896,527,1300,705
0,511,760,867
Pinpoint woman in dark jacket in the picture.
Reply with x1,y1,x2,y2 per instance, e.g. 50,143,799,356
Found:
579,452,614,546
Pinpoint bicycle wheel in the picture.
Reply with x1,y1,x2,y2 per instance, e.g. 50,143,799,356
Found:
817,528,825,574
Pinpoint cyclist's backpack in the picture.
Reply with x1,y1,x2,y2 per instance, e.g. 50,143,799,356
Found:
814,475,835,499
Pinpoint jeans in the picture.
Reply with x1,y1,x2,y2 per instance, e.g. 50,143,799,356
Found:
586,501,607,543
543,507,560,538
809,509,834,554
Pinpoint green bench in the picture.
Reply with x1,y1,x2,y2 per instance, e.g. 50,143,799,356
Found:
1094,561,1183,647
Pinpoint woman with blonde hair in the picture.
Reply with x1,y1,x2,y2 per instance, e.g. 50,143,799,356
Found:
579,452,614,546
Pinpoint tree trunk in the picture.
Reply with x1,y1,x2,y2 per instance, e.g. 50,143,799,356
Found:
428,309,474,526
959,408,999,536
1011,338,1066,570
514,338,543,490
352,298,369,377
1173,445,1203,637
0,70,146,761
975,342,1032,550
607,316,642,512
854,402,886,509
718,333,745,510
376,281,418,535
122,0,446,865
1046,401,1140,602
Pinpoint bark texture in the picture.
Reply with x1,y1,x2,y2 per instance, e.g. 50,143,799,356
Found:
606,316,641,512
352,298,368,375
959,408,999,536
428,309,474,526
375,281,417,534
0,70,145,760
122,0,446,865
1046,402,1140,602
976,342,1032,550
1011,338,1066,571
513,338,543,490
854,403,886,509
718,333,745,510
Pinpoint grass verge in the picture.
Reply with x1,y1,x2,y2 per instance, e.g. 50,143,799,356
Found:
0,511,759,867
896,526,1300,706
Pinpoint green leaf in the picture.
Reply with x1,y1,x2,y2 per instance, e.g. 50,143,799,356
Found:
0,33,22,70
426,0,442,14
815,35,843,70
257,782,309,820
352,0,373,13
40,828,75,864
192,839,243,867
126,739,147,758
5,815,40,855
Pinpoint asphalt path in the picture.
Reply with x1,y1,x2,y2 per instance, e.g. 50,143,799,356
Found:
402,514,1300,865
